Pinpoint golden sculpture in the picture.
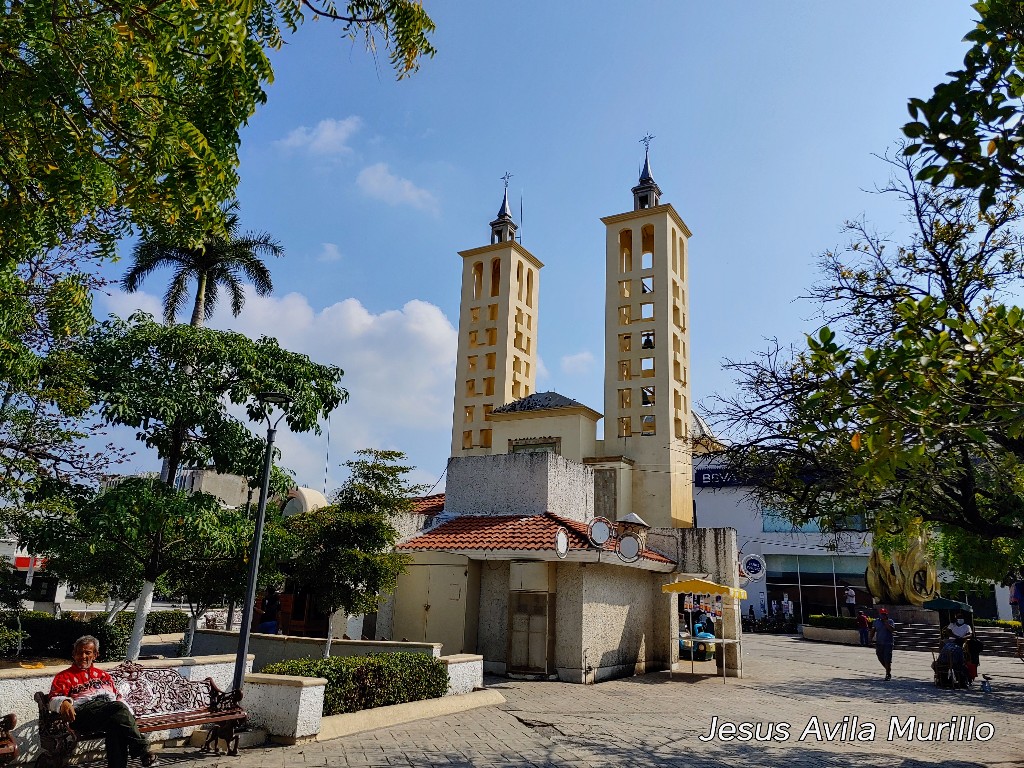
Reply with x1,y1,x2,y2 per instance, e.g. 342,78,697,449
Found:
866,536,938,606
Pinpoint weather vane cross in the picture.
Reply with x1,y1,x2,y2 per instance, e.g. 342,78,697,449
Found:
640,134,655,150
500,171,513,190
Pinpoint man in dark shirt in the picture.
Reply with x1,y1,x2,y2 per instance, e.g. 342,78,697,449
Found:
869,608,896,681
258,587,281,634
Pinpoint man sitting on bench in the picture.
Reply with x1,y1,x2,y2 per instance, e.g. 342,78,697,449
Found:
49,636,156,768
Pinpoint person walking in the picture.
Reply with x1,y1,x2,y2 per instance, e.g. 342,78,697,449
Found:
856,610,870,646
869,608,896,680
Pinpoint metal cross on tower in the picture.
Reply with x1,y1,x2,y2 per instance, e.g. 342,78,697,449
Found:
500,171,513,189
640,133,655,150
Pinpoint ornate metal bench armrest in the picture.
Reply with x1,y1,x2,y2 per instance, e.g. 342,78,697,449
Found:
206,679,244,713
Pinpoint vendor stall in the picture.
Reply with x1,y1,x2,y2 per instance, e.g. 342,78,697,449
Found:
663,578,746,682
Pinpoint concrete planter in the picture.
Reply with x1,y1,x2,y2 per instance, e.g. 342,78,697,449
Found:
801,625,861,645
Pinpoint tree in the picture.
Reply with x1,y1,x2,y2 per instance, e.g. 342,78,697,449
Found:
82,313,347,486
17,478,238,660
707,154,1024,580
903,0,1024,209
123,202,283,328
285,449,418,657
1,0,436,267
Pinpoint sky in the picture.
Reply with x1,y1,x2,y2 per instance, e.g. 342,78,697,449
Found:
94,2,979,494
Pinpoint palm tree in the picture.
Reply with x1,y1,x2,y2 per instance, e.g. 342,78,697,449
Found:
122,202,284,327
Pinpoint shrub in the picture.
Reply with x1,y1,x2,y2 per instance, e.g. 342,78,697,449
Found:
2,611,132,661
806,614,858,630
144,610,190,635
262,653,449,715
0,627,25,657
974,618,1022,633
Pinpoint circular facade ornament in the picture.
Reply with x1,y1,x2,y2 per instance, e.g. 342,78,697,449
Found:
617,532,642,563
555,527,569,559
741,553,767,581
588,517,614,547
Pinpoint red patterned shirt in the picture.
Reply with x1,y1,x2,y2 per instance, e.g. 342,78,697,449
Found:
48,665,121,712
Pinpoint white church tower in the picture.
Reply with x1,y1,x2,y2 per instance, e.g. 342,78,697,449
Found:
599,139,694,528
450,176,543,456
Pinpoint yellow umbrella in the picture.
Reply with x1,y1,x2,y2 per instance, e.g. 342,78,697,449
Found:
662,578,747,600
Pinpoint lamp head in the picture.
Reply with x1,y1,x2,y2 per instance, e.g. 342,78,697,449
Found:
257,391,292,406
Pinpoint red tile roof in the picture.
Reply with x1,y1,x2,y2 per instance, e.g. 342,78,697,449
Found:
409,493,445,516
398,512,674,565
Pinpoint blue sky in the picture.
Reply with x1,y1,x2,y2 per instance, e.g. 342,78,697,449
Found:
96,2,978,493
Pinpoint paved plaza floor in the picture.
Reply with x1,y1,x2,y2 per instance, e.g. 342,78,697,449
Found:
155,634,1024,768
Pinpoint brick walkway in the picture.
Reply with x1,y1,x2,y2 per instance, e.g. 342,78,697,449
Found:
154,634,1024,768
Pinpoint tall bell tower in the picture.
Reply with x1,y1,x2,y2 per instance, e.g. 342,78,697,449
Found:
600,138,694,527
450,176,543,456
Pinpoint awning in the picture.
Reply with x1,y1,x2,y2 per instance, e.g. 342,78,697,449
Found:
13,556,45,571
662,578,747,600
922,597,972,613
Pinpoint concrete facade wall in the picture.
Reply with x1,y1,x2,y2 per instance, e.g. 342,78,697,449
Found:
243,673,326,744
478,561,510,673
445,453,594,522
191,631,440,672
490,410,599,463
554,563,585,681
441,654,484,695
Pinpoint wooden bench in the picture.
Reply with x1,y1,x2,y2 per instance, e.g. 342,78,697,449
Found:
34,662,245,768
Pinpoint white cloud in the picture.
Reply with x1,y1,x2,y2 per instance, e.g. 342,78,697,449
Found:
97,288,458,492
277,117,362,156
356,163,439,214
316,243,342,263
560,351,595,376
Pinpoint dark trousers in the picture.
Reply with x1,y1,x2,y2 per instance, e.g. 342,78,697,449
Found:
845,603,856,617
858,628,870,646
72,699,148,768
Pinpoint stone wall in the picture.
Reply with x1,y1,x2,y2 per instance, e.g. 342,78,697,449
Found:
445,453,594,522
477,561,510,674
244,673,326,745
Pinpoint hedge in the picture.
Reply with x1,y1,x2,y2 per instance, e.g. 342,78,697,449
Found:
262,653,449,715
144,610,191,635
806,614,858,630
974,618,1022,633
1,612,133,660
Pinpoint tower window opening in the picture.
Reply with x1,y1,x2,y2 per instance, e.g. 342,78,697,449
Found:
619,360,632,381
526,269,534,308
463,431,473,450
641,386,655,406
640,303,654,320
488,304,499,321
641,276,653,294
618,305,631,326
515,308,524,326
467,355,478,372
523,384,530,396
673,304,682,328
464,406,474,423
619,230,632,272
470,307,480,323
618,417,632,438
619,280,631,299
641,357,655,377
513,355,522,373
674,390,682,410
673,281,680,300
641,252,653,270
490,258,501,297
486,328,498,345
678,237,686,279
516,262,524,301
672,236,678,275
641,331,655,349
472,262,483,299
515,331,524,351
673,360,682,383
512,380,521,398
468,330,479,348
618,333,632,353
526,314,532,330
483,404,494,420
641,415,656,436
484,377,495,396
619,388,631,409
480,429,493,448
641,225,654,270
486,352,496,370
639,194,649,209
524,361,531,377
466,379,477,397
674,418,684,439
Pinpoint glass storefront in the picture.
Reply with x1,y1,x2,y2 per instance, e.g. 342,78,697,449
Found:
751,554,868,622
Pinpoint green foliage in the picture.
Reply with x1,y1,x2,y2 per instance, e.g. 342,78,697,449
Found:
144,610,191,635
0,627,26,658
806,615,859,630
709,156,1024,580
3,612,133,661
973,618,1022,633
123,202,283,328
81,313,347,483
903,0,1024,210
262,653,448,715
285,450,417,618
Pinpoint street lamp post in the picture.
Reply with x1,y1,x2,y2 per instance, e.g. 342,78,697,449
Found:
232,391,291,692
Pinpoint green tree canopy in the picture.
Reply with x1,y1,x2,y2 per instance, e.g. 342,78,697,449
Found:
903,0,1024,209
81,313,347,483
708,155,1024,580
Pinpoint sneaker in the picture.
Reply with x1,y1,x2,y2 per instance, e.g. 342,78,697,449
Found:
884,673,891,681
